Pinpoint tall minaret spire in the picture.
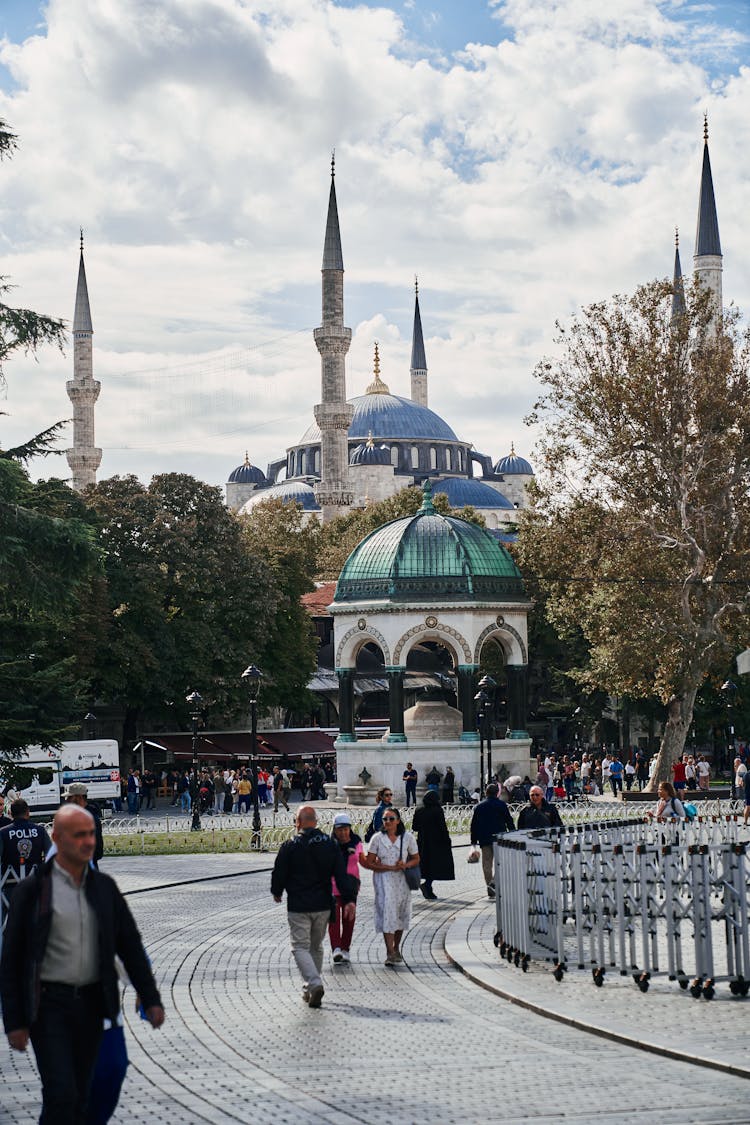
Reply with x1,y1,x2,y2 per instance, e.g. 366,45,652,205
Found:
410,275,428,407
66,232,101,490
313,154,353,520
693,114,722,328
671,227,686,323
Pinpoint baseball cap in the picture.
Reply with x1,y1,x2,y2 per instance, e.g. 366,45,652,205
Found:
333,813,352,827
67,782,89,797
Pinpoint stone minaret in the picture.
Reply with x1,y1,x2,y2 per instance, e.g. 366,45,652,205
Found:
66,232,101,490
693,115,722,328
410,276,428,407
313,155,353,521
671,227,686,324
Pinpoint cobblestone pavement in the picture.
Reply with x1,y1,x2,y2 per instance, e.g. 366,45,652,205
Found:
2,852,749,1125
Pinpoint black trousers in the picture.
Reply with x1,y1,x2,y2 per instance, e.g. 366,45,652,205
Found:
30,982,104,1124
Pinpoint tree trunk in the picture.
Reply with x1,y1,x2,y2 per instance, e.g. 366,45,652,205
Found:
644,688,698,792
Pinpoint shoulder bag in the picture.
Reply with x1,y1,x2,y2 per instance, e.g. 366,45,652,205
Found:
400,834,421,891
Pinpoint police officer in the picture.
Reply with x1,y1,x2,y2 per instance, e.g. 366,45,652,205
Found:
0,799,52,930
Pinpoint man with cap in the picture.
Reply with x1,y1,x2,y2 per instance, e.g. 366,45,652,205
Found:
66,783,104,867
328,812,364,964
0,799,52,931
271,806,356,1008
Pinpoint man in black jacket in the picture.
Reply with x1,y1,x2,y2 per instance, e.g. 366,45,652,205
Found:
470,782,515,898
271,805,355,1008
1,804,164,1123
517,785,564,830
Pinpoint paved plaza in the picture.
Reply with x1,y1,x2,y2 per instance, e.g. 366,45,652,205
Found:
2,848,749,1124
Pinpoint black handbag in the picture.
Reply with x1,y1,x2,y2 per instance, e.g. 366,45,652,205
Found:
400,835,421,891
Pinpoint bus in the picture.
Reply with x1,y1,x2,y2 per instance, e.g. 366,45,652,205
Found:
3,740,121,814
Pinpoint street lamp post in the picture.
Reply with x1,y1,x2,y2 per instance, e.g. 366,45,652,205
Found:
84,711,97,740
186,690,203,832
241,664,264,850
474,675,497,792
721,679,738,789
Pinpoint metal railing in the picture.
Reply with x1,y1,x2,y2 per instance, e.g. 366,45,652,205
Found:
493,815,750,1000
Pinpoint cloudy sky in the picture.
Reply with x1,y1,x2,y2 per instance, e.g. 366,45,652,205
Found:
0,0,747,490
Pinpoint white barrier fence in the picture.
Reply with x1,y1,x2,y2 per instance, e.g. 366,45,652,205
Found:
493,816,750,1000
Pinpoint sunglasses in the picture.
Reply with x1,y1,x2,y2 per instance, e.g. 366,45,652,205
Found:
382,816,397,822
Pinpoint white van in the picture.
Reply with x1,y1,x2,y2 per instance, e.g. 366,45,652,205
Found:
4,740,121,813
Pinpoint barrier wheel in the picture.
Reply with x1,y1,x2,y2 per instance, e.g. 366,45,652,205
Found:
514,951,521,968
729,980,740,996
678,978,689,990
521,955,530,973
499,941,507,957
592,967,605,987
493,932,501,948
553,965,564,982
689,978,703,999
702,979,715,1001
506,946,515,963
739,981,750,998
634,971,650,993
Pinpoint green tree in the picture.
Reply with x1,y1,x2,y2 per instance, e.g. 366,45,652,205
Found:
0,458,98,780
239,499,320,715
86,474,276,743
518,279,750,786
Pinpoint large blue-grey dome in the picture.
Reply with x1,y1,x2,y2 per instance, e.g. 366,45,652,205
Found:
228,454,266,485
239,480,320,513
299,392,458,445
494,448,534,475
432,477,515,510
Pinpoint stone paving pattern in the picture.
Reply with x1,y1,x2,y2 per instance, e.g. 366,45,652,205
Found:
2,849,749,1124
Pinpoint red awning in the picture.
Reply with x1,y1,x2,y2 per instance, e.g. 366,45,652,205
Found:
140,729,336,761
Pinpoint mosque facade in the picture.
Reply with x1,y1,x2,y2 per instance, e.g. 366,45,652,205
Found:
225,161,534,529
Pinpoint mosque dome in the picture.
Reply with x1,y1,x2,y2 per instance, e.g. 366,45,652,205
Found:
334,480,525,603
493,444,534,476
228,452,266,485
350,432,391,466
298,392,458,445
239,479,320,514
432,477,515,510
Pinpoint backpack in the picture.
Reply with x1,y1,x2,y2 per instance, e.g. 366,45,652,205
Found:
682,801,698,821
364,817,375,843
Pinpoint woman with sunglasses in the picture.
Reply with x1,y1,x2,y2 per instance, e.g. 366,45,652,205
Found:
364,807,420,966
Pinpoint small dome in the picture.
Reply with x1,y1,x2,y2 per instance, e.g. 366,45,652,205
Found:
432,477,515,510
494,443,534,476
350,431,390,466
334,480,525,603
239,480,320,514
228,452,266,485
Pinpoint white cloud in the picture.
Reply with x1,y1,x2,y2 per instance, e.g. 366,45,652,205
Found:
0,0,747,489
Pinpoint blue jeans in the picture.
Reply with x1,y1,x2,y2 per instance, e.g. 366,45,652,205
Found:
127,794,138,815
405,782,417,807
179,790,190,812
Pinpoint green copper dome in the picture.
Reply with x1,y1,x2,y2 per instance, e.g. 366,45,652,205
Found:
335,481,526,603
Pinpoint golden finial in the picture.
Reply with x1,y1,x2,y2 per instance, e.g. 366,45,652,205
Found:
414,274,419,296
510,441,516,457
80,228,84,253
366,342,390,395
243,450,250,466
331,149,335,177
675,226,679,248
703,112,708,144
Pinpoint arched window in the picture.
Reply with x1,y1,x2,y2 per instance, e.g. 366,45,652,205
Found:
411,446,419,469
314,449,320,473
296,451,303,476
446,447,452,471
391,444,400,467
429,447,437,470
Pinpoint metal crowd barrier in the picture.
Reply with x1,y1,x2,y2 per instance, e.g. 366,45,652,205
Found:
493,815,750,999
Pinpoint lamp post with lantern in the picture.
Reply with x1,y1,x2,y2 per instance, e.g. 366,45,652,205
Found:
241,664,264,849
474,674,497,792
186,690,203,832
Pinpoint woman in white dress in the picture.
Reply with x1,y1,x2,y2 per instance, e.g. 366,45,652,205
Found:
364,808,420,966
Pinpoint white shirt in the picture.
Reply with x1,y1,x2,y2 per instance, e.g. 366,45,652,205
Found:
601,757,611,778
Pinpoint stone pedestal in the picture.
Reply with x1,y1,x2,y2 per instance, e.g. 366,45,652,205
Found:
334,735,534,804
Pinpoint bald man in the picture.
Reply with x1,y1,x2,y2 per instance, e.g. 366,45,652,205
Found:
0,804,164,1124
271,805,356,1008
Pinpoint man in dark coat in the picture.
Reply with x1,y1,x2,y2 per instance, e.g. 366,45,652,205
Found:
517,785,564,830
412,790,454,899
470,782,515,898
1,804,164,1123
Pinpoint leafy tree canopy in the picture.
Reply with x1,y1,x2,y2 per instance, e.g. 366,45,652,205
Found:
517,279,750,784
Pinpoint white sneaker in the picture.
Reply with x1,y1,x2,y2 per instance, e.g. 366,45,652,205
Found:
341,949,350,963
332,948,344,963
